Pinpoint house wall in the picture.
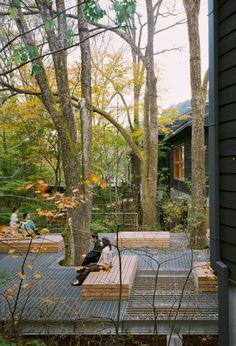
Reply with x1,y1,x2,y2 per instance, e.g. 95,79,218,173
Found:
209,1,236,345
168,128,209,196
217,1,236,283
169,131,191,195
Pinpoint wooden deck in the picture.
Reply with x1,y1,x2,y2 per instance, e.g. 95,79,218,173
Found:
0,234,64,253
115,231,170,248
82,255,138,301
192,262,218,293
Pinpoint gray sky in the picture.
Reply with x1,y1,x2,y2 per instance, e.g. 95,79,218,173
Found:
156,0,208,108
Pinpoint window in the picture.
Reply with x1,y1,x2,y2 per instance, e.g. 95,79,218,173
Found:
173,145,184,180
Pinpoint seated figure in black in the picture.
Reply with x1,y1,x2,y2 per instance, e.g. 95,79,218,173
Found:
80,234,103,266
72,237,112,286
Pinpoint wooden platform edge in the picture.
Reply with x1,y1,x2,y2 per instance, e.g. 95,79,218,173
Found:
82,255,138,301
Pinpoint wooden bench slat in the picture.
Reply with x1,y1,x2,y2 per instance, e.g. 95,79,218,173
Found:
192,262,218,293
82,255,137,301
116,231,170,249
0,234,64,253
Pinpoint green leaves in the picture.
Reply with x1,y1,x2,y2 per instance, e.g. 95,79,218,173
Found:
65,29,74,47
44,19,54,31
12,0,20,7
112,0,136,27
13,45,39,65
12,46,43,76
31,64,43,76
9,7,17,18
83,0,136,28
83,0,106,21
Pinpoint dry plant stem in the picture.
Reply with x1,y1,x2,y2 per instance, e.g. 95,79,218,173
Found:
11,237,33,336
167,247,194,346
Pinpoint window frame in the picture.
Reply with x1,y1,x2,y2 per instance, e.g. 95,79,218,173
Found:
173,144,185,181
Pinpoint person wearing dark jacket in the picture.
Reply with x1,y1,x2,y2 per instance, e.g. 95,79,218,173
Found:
72,237,112,286
80,234,103,266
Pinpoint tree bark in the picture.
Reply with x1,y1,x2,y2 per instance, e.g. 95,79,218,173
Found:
78,0,93,240
183,0,206,248
14,1,89,264
141,0,158,228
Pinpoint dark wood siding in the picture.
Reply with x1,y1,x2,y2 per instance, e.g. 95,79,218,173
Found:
218,1,236,282
169,129,191,194
167,127,208,195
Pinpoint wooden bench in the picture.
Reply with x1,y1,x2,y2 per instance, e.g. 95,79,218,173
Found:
81,255,138,301
192,262,218,293
115,231,170,249
0,234,64,253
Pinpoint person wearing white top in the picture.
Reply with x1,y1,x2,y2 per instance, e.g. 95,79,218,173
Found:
9,207,19,228
72,237,113,286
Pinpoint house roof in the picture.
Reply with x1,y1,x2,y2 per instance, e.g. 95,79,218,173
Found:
164,106,209,141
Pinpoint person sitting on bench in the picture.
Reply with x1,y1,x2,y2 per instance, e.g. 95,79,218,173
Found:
18,212,39,236
72,237,112,286
80,234,103,267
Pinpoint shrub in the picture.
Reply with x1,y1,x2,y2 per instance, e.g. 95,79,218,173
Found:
160,197,188,233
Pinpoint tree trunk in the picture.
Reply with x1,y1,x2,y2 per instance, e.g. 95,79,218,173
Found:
14,2,89,264
131,53,144,222
78,0,93,239
183,0,206,249
141,0,158,228
130,153,141,220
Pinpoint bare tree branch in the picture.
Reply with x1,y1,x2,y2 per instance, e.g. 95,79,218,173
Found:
155,18,187,35
154,47,183,55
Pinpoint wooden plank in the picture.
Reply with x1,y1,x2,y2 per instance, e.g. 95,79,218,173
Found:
218,0,229,6
220,208,236,228
219,10,236,39
220,224,236,246
192,262,218,293
0,234,64,253
220,174,236,191
83,256,134,286
218,2,236,23
219,102,236,123
219,29,236,56
116,231,170,249
219,66,236,90
82,255,137,301
219,191,236,208
219,157,236,174
219,84,236,106
219,138,236,156
219,49,236,72
220,242,236,264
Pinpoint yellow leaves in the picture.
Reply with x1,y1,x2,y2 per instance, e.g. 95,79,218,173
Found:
18,273,26,280
25,183,34,190
5,292,13,300
55,196,78,209
8,249,16,254
24,181,48,194
27,263,33,270
131,128,143,140
39,228,49,235
22,283,29,289
42,294,59,307
33,272,42,280
89,174,100,184
99,181,107,189
85,173,107,189
30,246,47,254
36,208,55,218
